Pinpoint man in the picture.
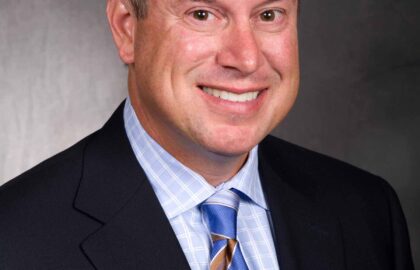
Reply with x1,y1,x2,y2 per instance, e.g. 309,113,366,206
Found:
0,0,414,269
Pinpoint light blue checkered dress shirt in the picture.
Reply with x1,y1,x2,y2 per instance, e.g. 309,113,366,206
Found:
123,99,279,270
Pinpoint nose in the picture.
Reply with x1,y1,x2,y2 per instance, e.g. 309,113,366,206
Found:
216,23,264,75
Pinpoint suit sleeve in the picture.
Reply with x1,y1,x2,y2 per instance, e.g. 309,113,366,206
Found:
381,181,415,270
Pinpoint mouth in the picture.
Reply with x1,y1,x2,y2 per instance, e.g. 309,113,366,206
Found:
199,86,263,102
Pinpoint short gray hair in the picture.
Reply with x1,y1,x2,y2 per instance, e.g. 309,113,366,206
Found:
129,0,148,18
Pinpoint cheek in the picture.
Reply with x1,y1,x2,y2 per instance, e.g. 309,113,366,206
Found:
261,31,299,74
260,31,299,122
172,30,218,67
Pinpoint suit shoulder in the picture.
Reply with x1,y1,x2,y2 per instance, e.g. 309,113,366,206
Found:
0,132,96,208
259,135,392,194
259,136,408,243
0,132,103,269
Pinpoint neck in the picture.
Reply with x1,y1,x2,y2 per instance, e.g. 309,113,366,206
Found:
175,149,249,187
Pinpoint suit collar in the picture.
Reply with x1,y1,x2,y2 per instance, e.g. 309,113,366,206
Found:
259,137,346,270
74,101,190,269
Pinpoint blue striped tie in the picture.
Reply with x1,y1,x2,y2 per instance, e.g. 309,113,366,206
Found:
202,189,249,270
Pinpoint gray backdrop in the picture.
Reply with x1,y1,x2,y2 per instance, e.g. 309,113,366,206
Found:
1,0,419,267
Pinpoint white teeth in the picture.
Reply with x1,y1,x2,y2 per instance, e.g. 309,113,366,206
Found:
202,87,259,102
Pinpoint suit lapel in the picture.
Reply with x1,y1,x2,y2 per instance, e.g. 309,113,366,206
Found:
259,138,346,270
74,102,190,270
79,180,190,270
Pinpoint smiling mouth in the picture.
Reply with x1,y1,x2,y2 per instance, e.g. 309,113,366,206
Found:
199,86,262,102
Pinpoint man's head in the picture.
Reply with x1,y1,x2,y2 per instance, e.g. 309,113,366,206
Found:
107,0,299,179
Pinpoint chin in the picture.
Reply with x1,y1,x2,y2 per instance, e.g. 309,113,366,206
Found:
203,136,260,158
190,122,268,158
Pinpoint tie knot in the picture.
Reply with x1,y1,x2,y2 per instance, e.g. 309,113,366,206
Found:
202,189,240,240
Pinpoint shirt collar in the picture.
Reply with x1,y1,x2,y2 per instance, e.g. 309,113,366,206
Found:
123,98,268,219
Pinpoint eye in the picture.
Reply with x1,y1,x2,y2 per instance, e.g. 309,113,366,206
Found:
193,10,211,21
253,8,287,32
259,9,284,22
184,8,225,32
260,10,276,21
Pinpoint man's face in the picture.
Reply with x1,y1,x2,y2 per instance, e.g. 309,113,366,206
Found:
129,0,299,160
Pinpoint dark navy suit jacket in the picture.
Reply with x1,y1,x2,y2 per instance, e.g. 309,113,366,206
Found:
0,102,414,269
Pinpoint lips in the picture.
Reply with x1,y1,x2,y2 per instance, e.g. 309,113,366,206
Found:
199,86,262,102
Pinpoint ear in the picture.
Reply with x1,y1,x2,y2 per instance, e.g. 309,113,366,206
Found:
106,0,137,64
